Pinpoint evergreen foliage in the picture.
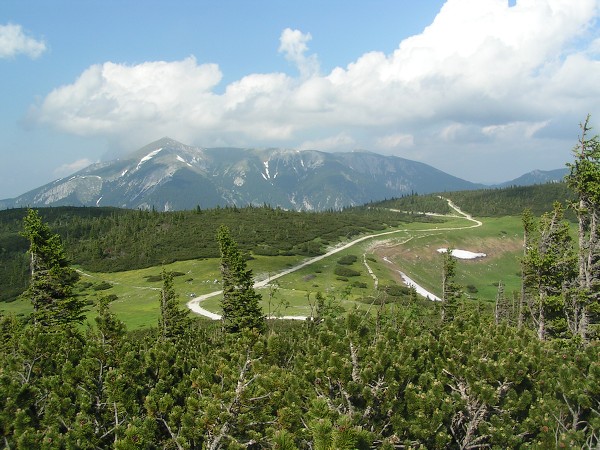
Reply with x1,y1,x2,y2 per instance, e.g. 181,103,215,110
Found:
333,266,361,277
565,114,600,340
217,225,265,334
20,209,85,327
370,193,451,215
3,120,600,448
0,307,598,448
158,269,190,341
441,249,462,323
521,203,576,340
444,183,575,218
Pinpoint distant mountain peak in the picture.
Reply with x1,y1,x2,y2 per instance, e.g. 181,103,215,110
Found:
498,168,568,187
149,136,184,147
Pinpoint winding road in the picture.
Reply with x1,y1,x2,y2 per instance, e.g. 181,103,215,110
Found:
187,198,482,320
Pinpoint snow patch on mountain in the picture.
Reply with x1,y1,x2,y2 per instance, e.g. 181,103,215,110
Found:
176,155,193,167
135,148,163,171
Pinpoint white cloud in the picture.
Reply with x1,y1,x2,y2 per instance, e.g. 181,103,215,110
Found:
482,120,550,139
0,23,46,59
278,28,319,78
35,56,223,141
53,158,96,177
31,0,600,181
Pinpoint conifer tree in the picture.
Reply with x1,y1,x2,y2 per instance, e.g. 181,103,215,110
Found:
21,208,84,327
521,203,575,340
441,248,461,323
158,269,189,340
217,225,265,333
566,114,600,340
519,209,536,329
96,295,126,346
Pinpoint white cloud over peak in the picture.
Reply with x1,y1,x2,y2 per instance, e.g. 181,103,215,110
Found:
0,23,46,59
32,0,600,180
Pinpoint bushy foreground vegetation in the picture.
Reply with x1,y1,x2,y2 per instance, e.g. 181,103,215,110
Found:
0,307,598,449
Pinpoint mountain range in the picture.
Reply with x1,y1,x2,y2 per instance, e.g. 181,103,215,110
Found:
0,138,568,211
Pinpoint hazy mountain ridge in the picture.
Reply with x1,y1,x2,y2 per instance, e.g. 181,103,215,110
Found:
496,168,569,187
0,138,567,211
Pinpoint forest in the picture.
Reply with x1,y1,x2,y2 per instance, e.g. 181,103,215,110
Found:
0,119,599,448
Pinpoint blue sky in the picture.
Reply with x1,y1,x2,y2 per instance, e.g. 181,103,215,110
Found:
1,0,599,199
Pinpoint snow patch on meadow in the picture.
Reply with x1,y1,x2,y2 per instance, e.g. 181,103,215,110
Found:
437,248,486,259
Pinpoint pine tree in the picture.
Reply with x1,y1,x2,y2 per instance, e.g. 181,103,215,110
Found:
21,208,85,327
441,248,461,323
95,295,126,347
521,203,575,340
565,114,600,340
158,269,189,340
216,225,265,333
519,209,536,329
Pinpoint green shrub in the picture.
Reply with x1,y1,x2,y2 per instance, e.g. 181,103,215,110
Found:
145,275,162,282
466,284,478,294
334,266,360,277
381,284,412,297
92,281,112,291
337,255,358,265
101,293,119,303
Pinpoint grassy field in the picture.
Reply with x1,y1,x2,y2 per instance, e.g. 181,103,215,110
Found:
1,213,528,329
372,216,525,302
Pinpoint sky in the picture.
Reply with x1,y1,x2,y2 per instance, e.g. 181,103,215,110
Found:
1,0,599,199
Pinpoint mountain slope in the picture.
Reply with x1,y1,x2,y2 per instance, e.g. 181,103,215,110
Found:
1,138,484,211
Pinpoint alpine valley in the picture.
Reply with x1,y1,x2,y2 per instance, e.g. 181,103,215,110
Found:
0,137,566,211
